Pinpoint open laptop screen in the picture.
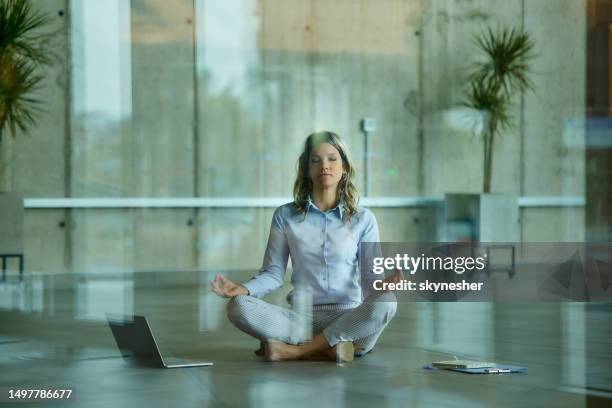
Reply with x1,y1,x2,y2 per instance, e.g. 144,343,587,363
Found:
108,315,164,368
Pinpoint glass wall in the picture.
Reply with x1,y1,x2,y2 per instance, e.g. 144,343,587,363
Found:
0,0,610,404
53,0,593,277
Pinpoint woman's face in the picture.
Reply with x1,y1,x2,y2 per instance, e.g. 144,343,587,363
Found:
309,142,344,191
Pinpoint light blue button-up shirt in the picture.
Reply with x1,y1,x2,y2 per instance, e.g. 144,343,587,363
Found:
243,200,380,307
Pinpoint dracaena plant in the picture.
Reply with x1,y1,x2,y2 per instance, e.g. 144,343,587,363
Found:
464,27,535,193
0,0,51,141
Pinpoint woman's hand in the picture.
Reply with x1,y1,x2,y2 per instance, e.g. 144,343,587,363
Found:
210,273,249,298
383,269,404,285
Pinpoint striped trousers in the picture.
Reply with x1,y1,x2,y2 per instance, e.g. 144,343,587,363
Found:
226,291,397,356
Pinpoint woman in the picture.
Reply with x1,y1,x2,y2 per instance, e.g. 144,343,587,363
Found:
210,131,399,362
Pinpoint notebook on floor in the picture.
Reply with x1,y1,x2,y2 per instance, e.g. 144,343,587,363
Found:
424,362,527,374
432,360,496,369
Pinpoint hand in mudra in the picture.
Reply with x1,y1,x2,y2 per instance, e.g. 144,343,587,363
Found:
384,269,404,285
210,273,249,298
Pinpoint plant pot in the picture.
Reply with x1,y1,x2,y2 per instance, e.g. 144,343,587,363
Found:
444,193,518,242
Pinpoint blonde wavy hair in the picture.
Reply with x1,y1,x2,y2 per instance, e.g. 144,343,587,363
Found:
293,131,359,222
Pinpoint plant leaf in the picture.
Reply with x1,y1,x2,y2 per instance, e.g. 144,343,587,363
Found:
0,0,51,138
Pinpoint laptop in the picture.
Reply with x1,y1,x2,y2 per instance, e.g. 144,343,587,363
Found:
108,315,213,369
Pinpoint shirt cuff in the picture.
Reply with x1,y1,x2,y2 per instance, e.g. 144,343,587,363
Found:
242,279,263,298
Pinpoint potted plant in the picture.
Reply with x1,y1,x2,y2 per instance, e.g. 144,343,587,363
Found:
0,0,51,278
445,27,535,243
465,26,535,194
0,0,51,141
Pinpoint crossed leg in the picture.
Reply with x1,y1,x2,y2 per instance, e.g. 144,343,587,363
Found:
226,292,397,361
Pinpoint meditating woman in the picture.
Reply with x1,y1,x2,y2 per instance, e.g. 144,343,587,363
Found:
210,131,398,362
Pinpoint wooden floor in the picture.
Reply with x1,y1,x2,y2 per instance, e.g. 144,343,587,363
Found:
1,271,611,408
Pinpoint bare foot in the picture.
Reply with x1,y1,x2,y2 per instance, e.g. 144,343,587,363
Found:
304,343,354,362
305,348,336,361
265,341,302,361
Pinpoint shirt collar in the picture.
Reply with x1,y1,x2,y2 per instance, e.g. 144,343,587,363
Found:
307,195,344,219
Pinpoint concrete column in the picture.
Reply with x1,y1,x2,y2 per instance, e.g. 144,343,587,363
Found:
18,0,72,274
130,0,197,271
521,0,586,241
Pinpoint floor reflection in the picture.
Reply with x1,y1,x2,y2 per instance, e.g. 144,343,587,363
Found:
0,270,610,407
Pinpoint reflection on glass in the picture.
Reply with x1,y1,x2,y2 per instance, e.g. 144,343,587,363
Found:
0,277,44,313
199,272,224,331
196,0,259,98
416,303,492,359
71,0,132,197
0,0,606,405
562,303,586,390
76,278,133,321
